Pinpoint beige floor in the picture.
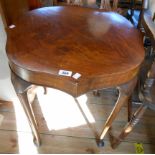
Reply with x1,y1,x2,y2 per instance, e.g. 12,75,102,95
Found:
0,87,155,153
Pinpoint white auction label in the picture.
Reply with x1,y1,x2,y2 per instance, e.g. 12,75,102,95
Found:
58,70,72,77
9,25,16,29
72,73,81,79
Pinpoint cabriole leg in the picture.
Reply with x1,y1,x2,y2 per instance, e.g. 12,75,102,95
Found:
97,77,137,147
11,71,41,146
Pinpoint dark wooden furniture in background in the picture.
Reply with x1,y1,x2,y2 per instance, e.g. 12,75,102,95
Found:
0,0,29,26
0,0,57,27
0,0,143,27
6,6,144,147
28,0,57,10
27,0,42,10
110,0,155,149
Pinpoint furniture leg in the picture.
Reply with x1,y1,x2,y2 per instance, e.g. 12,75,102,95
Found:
74,98,99,139
43,87,48,95
100,0,104,9
53,0,57,5
127,96,132,122
27,85,38,104
93,90,100,97
113,0,118,10
67,0,70,4
100,0,111,10
11,71,41,146
111,104,147,149
97,77,137,147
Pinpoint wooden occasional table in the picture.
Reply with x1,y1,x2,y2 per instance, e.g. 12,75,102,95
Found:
6,6,144,147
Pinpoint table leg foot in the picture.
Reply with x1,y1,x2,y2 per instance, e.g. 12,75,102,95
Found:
33,136,41,147
97,139,104,147
93,90,100,97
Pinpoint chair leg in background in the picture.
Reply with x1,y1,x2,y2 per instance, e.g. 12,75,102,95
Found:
111,104,147,149
127,96,132,122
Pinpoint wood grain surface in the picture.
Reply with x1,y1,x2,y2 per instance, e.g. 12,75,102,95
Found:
6,6,145,96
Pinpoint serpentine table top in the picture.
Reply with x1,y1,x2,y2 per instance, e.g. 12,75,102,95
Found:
6,6,144,97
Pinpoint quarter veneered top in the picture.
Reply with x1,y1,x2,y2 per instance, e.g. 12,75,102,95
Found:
6,6,145,96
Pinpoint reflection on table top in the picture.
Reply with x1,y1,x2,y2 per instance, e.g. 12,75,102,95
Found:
6,6,144,96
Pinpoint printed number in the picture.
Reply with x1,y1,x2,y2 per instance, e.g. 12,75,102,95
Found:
62,71,69,75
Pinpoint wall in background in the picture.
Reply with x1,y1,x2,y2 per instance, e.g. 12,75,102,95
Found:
0,14,16,101
148,0,155,17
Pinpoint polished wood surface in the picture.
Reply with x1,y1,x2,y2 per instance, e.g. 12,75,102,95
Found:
7,6,144,97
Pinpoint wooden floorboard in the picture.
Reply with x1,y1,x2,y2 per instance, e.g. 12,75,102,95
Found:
0,130,154,154
1,110,155,143
0,88,155,153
